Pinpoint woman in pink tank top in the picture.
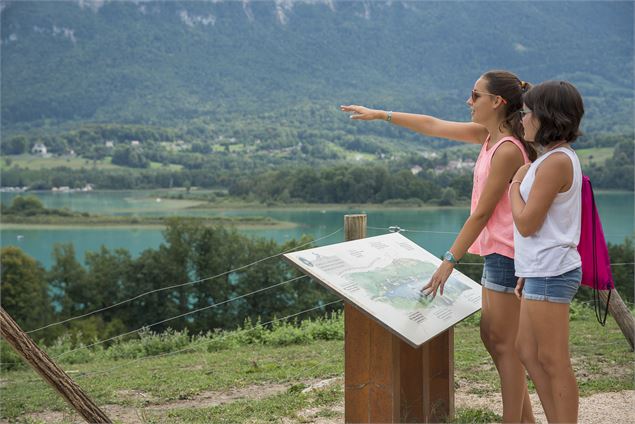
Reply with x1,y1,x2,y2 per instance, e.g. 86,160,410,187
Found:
342,70,537,422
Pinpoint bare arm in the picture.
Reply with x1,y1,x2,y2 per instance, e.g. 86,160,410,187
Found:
340,105,489,144
511,153,572,237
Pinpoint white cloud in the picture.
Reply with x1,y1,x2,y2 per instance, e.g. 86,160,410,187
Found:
514,43,528,53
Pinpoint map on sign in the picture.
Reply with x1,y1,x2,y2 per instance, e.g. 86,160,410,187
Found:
283,232,481,347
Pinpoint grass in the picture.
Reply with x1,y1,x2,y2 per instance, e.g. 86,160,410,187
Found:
1,155,183,172
2,154,123,171
1,303,632,423
0,214,294,229
576,147,614,167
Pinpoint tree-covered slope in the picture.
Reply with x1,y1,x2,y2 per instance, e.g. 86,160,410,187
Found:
1,0,633,138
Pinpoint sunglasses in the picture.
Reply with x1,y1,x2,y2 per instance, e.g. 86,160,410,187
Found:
519,108,532,118
471,89,508,104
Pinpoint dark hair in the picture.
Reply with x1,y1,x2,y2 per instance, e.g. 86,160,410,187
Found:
522,80,585,147
482,70,536,161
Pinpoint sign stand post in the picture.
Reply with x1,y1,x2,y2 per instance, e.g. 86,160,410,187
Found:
343,214,454,423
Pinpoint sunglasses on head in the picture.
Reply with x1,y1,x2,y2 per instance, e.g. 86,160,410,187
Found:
471,89,508,104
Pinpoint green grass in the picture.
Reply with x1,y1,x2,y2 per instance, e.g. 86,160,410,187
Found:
1,304,632,422
0,214,292,229
577,147,614,167
2,154,123,171
1,154,183,172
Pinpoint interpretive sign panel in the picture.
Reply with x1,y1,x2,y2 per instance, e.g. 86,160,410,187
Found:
283,232,481,347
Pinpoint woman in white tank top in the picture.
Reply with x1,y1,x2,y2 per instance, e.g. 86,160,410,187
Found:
509,81,585,423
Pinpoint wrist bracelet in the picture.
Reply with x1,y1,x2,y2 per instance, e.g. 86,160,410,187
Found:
511,180,522,185
385,110,393,122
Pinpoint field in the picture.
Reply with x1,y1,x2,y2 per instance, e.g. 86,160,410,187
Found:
1,303,633,423
576,147,614,167
1,155,183,172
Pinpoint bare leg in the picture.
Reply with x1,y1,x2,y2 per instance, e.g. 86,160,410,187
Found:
516,299,578,422
481,288,535,423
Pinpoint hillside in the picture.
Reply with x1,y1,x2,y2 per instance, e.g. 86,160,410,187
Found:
1,0,633,143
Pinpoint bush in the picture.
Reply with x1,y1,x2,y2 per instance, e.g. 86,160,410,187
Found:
106,328,191,360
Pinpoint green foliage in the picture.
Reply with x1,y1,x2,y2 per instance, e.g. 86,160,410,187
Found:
1,195,76,217
105,328,192,360
453,408,502,423
111,145,150,168
0,247,53,331
439,187,457,206
582,138,634,190
6,195,44,213
575,237,634,304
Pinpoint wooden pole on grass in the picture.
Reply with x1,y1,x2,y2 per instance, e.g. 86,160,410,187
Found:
599,289,635,350
0,307,112,423
343,214,454,423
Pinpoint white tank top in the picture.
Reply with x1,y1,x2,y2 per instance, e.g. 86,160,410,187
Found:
514,147,582,277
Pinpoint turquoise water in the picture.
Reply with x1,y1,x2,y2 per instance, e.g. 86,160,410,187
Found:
1,191,632,269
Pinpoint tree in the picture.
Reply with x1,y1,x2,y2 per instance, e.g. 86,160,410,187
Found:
0,247,53,332
7,196,45,215
1,136,28,155
83,247,133,323
439,187,457,206
48,244,88,318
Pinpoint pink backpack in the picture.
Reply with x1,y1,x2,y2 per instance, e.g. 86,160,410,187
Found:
578,175,614,324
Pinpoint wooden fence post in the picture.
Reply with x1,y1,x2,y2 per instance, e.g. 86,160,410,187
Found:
599,289,635,351
0,307,112,423
343,214,454,423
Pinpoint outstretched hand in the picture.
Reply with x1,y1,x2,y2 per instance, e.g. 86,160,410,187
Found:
420,260,455,299
340,105,383,121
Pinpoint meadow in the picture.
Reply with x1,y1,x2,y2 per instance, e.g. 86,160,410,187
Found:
1,303,632,423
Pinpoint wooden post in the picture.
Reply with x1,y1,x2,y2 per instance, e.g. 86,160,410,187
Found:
343,215,454,423
0,308,112,423
599,289,635,351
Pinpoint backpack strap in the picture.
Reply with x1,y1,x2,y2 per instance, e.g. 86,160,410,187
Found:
588,177,611,326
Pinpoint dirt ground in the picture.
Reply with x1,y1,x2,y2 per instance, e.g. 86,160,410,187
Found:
10,379,635,423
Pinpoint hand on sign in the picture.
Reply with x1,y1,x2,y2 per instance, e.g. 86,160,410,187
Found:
420,260,455,299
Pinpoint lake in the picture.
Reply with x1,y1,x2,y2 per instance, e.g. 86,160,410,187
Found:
1,191,633,269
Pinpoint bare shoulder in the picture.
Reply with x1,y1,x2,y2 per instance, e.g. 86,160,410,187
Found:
492,140,525,161
490,141,525,174
536,151,573,183
539,151,574,171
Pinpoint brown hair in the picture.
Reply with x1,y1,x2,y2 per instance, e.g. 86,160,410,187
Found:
482,70,537,161
522,80,585,147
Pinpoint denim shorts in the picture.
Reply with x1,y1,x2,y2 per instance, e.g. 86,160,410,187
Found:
481,253,517,294
522,267,582,304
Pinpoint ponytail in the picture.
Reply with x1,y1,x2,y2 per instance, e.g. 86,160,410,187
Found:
483,71,537,161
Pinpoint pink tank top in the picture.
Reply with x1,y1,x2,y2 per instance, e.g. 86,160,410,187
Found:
467,136,529,258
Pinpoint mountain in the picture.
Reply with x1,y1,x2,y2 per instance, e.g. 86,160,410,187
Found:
1,0,633,142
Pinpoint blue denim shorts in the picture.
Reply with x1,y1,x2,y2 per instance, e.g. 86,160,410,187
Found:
522,267,582,304
481,253,517,294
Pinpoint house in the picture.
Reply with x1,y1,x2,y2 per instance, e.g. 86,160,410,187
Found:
130,140,140,146
31,142,47,156
105,141,114,148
